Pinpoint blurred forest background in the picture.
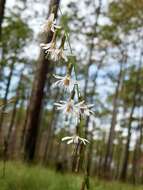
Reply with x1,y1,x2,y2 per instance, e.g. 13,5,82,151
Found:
0,0,143,189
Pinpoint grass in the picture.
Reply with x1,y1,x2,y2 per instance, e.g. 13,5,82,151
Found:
0,162,142,190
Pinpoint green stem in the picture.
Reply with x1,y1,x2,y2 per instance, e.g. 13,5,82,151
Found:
59,6,80,99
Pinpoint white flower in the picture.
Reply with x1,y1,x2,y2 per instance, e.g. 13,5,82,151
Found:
75,101,94,118
54,100,79,123
42,13,61,33
54,99,77,114
40,41,56,52
50,48,67,62
54,100,94,124
50,49,61,61
40,43,67,61
40,42,59,60
53,74,77,92
57,48,68,62
62,135,89,145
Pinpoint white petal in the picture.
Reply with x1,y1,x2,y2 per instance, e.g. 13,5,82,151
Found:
84,109,90,116
40,43,45,47
59,100,67,103
62,136,72,141
79,137,89,145
83,139,89,144
67,139,73,144
54,102,62,106
52,80,62,87
84,139,90,143
53,74,64,79
87,104,94,108
56,106,65,110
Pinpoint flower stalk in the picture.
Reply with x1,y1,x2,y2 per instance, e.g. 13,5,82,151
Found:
40,8,95,189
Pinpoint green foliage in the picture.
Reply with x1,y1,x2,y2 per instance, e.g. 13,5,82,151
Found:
60,14,71,34
2,12,32,55
0,162,142,190
99,24,121,45
99,0,143,44
109,0,143,33
0,11,33,85
118,66,143,107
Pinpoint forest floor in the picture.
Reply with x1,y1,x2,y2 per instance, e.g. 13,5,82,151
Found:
0,162,142,190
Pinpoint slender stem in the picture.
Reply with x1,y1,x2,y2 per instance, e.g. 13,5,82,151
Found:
59,6,80,99
59,7,73,54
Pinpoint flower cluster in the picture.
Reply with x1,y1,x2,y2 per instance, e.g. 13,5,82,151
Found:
40,42,67,62
40,13,95,146
41,13,61,33
62,135,89,145
53,74,78,92
54,99,94,124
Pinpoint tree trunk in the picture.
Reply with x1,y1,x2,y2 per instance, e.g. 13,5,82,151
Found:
5,68,24,158
0,58,15,132
83,0,101,98
131,139,139,184
0,0,6,76
11,97,25,159
119,105,135,181
43,109,59,165
120,50,143,181
103,52,126,174
24,0,60,162
130,95,143,183
0,0,6,38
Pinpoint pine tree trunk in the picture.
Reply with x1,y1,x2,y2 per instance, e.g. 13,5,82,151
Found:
24,0,60,162
119,106,134,180
130,99,143,183
0,58,15,132
0,0,6,38
0,0,6,77
114,137,123,180
131,139,138,184
120,50,143,181
103,52,126,174
6,68,24,158
11,97,25,159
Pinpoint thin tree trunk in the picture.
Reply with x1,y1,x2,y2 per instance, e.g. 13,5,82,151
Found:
120,106,135,181
43,109,59,165
120,50,143,181
103,51,126,174
0,0,6,38
0,0,6,78
114,136,123,180
83,0,101,98
42,86,60,163
20,91,31,149
11,97,25,159
5,68,24,159
0,58,15,132
24,0,60,162
131,138,139,184
130,98,143,183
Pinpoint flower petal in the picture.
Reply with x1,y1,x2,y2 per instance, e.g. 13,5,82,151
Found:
62,136,72,141
67,139,73,144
